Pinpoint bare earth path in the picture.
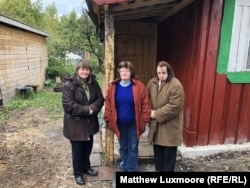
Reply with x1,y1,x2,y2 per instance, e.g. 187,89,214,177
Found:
0,108,111,188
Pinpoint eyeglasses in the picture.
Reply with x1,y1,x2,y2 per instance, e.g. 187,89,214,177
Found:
119,70,130,73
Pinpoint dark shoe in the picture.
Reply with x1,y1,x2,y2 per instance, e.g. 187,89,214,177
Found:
84,168,98,176
75,175,85,185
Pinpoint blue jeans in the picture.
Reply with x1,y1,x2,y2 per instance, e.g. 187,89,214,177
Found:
118,122,139,172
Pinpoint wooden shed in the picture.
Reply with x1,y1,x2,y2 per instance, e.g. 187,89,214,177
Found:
86,0,250,164
0,14,49,104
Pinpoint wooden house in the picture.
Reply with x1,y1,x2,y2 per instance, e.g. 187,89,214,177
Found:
86,0,250,164
0,14,49,104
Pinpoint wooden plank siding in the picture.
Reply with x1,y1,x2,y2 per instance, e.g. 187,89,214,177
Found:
157,0,207,146
0,17,49,104
89,0,250,156
156,0,245,146
196,0,224,146
157,0,250,147
209,74,227,145
115,22,157,85
237,84,250,143
224,84,242,144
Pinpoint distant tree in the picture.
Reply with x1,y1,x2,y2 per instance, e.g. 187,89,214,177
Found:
80,11,104,73
44,1,58,19
42,2,64,60
0,0,104,74
0,0,44,29
57,10,104,73
58,11,85,53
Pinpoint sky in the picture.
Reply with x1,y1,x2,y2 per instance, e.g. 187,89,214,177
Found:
33,0,88,16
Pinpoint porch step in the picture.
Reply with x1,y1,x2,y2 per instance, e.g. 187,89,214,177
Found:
114,134,154,159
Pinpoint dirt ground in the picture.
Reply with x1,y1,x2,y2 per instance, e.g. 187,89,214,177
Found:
0,107,250,188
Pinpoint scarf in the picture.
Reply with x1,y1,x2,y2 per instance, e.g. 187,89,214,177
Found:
81,82,90,101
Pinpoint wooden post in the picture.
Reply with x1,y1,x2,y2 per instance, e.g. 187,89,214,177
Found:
103,7,115,166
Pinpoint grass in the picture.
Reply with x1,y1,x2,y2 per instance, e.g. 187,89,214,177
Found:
0,87,63,125
0,74,104,126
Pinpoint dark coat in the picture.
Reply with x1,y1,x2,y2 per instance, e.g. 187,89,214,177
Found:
104,78,151,139
62,73,104,141
147,77,185,146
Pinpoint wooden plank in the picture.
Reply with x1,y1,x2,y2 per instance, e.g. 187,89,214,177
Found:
208,74,227,144
114,135,154,159
181,0,207,147
113,0,177,11
159,0,195,21
115,22,157,85
224,84,241,144
196,0,224,145
236,84,250,143
103,11,115,166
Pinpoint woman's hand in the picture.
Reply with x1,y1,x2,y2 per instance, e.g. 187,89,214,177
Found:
150,110,155,119
89,107,93,115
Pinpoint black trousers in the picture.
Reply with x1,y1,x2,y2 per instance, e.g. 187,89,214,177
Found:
70,135,93,175
153,144,177,172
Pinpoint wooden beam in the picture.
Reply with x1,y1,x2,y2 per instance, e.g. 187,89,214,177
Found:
159,0,195,22
113,0,177,11
93,0,126,5
104,10,115,166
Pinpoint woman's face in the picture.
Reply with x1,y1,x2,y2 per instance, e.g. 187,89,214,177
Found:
157,66,168,81
119,68,131,81
78,67,90,79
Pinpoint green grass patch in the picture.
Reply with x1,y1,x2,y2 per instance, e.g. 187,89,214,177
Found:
0,74,104,126
0,88,63,125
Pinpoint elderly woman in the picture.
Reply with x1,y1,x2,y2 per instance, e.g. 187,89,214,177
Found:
147,60,185,172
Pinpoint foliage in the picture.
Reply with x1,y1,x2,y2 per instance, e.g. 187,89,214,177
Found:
88,58,99,74
46,58,75,79
0,73,103,125
0,88,63,125
0,0,104,80
222,164,230,171
96,74,104,87
58,12,85,52
79,11,104,73
0,0,45,30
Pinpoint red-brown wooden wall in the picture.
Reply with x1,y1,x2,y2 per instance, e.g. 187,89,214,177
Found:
157,0,250,147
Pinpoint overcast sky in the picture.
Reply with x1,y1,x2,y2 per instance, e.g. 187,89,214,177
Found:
33,0,87,16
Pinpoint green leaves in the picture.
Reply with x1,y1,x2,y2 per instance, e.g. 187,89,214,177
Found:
0,0,104,75
0,0,44,29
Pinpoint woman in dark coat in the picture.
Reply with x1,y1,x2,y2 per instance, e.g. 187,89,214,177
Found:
62,59,104,185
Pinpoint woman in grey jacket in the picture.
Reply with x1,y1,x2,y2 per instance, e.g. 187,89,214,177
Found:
147,60,185,172
62,59,104,185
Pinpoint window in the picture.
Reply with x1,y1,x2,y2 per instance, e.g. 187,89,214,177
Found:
228,0,250,72
247,42,250,69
